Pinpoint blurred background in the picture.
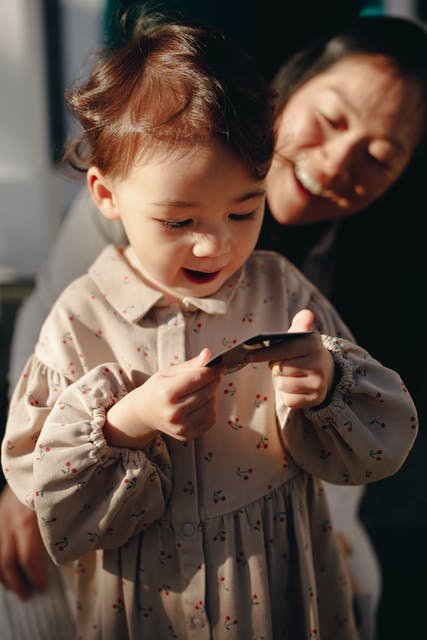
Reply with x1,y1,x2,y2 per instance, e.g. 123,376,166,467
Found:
0,1,426,638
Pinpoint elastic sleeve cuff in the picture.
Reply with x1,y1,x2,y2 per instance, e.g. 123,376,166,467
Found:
88,405,159,467
304,335,355,423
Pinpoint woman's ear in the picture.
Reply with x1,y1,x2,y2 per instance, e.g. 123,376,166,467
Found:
87,167,120,220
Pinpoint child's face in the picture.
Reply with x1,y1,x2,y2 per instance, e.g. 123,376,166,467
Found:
89,140,265,301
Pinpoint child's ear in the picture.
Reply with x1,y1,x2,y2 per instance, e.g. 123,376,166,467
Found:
87,167,120,220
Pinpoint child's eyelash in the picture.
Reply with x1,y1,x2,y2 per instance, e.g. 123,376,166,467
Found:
160,219,192,229
159,212,255,229
229,211,255,221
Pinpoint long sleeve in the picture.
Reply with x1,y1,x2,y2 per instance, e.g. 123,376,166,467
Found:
3,358,172,564
275,285,418,485
32,364,172,564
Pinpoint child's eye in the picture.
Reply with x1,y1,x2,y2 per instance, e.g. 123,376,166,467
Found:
159,219,192,230
228,211,255,222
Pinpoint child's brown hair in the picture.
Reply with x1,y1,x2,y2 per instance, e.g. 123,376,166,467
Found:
64,11,276,180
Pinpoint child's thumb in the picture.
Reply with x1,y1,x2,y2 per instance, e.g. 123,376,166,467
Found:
186,347,213,368
288,309,314,333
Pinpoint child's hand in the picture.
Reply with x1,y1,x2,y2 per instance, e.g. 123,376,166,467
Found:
105,348,223,448
247,310,335,409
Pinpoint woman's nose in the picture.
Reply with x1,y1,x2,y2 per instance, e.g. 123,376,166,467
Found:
192,230,230,258
318,136,356,182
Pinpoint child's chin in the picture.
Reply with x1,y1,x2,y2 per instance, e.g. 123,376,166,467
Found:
181,277,226,299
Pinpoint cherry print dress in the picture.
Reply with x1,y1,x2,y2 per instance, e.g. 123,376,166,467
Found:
2,246,418,640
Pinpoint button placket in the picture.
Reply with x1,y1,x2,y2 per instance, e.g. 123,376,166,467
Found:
156,308,210,638
191,616,206,629
182,522,195,537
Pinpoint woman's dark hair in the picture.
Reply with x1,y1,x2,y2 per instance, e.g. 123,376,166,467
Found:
64,9,275,179
272,15,427,143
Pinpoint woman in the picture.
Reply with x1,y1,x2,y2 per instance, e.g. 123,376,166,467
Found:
260,16,427,640
2,14,426,640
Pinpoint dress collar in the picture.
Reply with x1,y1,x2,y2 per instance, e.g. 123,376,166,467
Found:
89,245,243,323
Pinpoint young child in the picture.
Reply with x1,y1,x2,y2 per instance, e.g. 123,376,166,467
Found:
2,13,418,640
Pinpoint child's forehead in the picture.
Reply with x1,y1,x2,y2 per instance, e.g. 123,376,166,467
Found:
111,141,266,205
127,138,251,177
136,140,213,166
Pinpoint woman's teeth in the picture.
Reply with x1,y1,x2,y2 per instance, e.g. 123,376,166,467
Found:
294,165,350,208
294,165,323,195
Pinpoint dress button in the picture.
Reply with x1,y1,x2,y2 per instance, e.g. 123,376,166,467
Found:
166,313,178,326
191,616,205,628
182,522,195,537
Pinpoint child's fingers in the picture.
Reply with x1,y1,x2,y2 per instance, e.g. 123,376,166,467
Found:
272,361,331,407
288,308,314,333
248,333,318,365
167,396,217,441
270,361,309,378
160,349,213,380
274,371,324,396
181,347,213,369
160,348,224,399
171,379,220,422
248,310,316,364
279,391,321,409
162,363,220,401
185,397,217,434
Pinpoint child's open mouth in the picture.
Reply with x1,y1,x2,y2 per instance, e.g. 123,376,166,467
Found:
182,268,221,283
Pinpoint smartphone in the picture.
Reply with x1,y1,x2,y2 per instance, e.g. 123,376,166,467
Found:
206,331,312,374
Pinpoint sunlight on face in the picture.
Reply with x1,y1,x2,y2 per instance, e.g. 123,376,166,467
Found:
267,54,425,225
107,141,265,302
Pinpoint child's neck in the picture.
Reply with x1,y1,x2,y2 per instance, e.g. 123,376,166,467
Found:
124,245,200,309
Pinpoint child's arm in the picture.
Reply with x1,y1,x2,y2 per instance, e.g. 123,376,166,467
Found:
1,360,170,563
248,308,418,485
3,351,221,565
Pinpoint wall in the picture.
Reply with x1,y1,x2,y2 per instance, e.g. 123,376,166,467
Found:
0,0,103,282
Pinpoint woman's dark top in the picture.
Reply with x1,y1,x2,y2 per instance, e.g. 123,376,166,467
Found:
258,172,427,416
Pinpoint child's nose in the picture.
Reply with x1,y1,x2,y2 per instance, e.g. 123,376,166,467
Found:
192,231,230,258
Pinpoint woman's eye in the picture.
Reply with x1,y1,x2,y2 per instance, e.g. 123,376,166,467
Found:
320,112,345,130
368,154,389,170
229,211,255,222
160,219,192,230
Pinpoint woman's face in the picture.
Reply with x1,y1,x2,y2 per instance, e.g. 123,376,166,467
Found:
267,54,425,225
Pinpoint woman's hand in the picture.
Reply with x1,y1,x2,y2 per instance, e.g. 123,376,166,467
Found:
0,484,47,600
105,348,224,448
248,309,335,409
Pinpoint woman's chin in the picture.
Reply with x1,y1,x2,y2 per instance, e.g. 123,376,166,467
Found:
268,205,316,226
270,200,348,226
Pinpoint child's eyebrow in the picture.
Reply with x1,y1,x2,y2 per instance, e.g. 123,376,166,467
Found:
151,200,199,208
151,189,265,208
233,188,266,203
